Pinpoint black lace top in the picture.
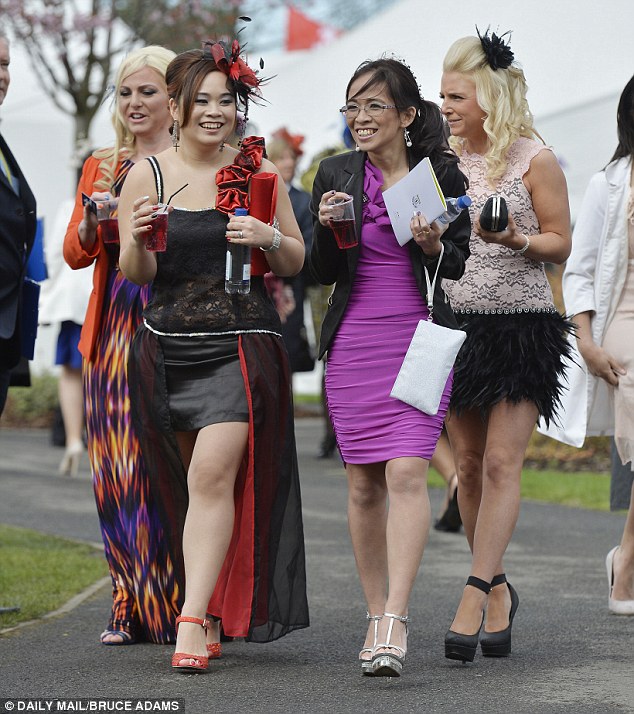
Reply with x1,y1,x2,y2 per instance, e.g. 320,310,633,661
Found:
144,208,278,334
143,160,280,335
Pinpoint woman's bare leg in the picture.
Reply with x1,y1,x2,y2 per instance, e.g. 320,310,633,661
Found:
612,480,634,601
446,401,537,634
172,422,248,663
347,462,388,656
58,365,85,475
378,457,431,655
431,429,458,519
446,408,487,550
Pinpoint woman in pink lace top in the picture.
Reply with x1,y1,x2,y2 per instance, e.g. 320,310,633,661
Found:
439,30,572,662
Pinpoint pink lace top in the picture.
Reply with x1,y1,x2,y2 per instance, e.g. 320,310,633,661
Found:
443,137,556,314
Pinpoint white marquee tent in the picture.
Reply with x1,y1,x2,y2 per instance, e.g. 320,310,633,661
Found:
249,0,634,216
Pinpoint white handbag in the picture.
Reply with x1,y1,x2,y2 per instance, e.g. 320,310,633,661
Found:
390,244,466,416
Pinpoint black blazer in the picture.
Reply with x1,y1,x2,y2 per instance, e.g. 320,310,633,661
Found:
289,184,313,249
308,150,470,359
279,183,315,372
0,132,37,370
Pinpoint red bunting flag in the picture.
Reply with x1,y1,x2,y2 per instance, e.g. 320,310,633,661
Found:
285,6,342,51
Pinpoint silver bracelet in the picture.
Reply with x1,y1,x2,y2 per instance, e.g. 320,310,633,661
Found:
514,233,530,255
260,219,283,252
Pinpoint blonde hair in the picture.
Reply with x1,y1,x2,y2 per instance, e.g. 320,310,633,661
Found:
93,45,175,191
443,35,542,184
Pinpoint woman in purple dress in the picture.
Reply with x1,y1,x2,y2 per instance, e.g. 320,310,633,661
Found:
309,57,470,677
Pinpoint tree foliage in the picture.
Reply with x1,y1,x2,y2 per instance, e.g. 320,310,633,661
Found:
0,0,246,157
1,0,128,155
0,0,396,157
116,0,243,54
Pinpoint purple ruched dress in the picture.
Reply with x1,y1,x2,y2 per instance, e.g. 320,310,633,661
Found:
325,161,452,464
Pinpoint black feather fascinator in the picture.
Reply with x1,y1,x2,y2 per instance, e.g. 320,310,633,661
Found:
477,26,514,71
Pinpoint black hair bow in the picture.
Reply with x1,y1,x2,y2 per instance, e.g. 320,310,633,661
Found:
477,26,514,71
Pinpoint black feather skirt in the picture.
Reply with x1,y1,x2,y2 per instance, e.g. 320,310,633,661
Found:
450,310,575,427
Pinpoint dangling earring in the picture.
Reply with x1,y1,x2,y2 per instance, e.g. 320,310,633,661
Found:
236,111,248,148
404,128,412,148
219,139,225,153
355,144,360,152
171,120,180,151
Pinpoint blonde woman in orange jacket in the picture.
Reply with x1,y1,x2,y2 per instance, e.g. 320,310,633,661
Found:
63,45,182,646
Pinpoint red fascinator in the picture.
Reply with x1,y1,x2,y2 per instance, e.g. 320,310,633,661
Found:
272,127,305,157
202,33,266,102
207,40,259,88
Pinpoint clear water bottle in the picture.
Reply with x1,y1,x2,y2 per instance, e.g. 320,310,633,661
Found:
436,195,472,225
225,207,251,295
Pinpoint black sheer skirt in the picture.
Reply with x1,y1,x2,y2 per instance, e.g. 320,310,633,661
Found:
128,325,309,642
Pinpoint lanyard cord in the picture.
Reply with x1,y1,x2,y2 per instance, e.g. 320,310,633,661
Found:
423,242,444,322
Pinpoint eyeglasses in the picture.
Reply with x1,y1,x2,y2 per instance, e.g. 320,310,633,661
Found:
339,102,397,117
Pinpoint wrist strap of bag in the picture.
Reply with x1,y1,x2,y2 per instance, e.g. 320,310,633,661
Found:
423,242,445,322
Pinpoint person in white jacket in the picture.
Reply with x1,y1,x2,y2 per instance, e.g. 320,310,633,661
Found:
556,74,634,615
39,196,94,475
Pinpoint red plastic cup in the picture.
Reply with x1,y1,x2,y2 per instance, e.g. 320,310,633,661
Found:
145,204,169,252
328,196,358,249
97,199,120,244
99,218,119,244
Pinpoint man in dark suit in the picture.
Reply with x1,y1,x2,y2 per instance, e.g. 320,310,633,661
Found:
0,30,37,415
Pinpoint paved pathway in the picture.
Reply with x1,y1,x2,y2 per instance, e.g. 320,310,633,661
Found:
0,423,632,713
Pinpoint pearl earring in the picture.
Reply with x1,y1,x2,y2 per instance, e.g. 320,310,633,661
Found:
404,128,412,148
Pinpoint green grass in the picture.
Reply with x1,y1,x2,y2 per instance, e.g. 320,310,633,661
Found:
429,467,611,511
3,373,59,428
294,393,322,405
520,468,610,510
0,524,108,629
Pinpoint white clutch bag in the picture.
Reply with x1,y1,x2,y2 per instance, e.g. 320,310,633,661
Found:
390,244,466,415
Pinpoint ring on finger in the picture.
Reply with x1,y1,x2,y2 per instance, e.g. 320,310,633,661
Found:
238,230,243,240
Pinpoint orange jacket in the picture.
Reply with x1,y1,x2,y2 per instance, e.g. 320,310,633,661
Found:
63,155,118,363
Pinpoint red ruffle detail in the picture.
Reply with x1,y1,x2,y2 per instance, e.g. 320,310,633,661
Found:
215,136,266,216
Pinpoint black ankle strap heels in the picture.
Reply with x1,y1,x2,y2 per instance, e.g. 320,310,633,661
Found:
444,576,491,663
480,573,520,657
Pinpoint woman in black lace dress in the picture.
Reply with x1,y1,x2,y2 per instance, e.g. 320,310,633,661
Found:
118,40,308,672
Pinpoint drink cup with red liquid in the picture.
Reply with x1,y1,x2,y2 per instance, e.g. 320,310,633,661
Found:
327,196,358,249
97,198,120,244
145,204,169,252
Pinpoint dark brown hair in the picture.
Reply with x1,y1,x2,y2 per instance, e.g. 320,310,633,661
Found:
610,74,634,163
346,57,458,179
166,49,249,128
